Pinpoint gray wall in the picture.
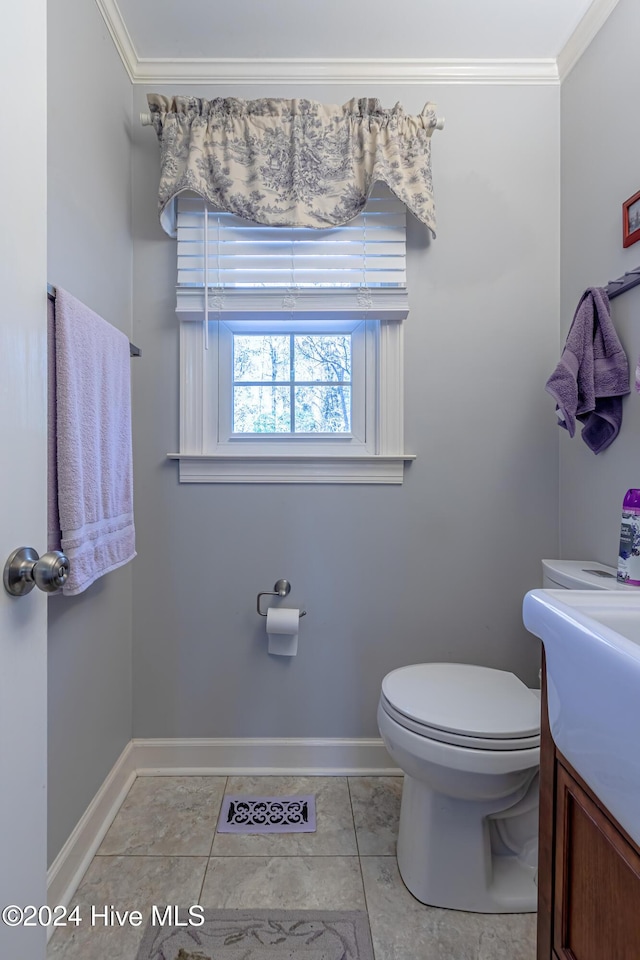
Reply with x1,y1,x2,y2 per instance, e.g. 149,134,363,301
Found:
45,0,640,862
132,83,559,739
47,0,133,864
560,0,640,563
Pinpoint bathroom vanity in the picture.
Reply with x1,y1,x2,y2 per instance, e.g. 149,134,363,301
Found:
522,571,640,957
538,653,640,959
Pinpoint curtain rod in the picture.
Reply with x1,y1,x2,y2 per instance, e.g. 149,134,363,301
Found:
47,284,141,357
139,112,445,129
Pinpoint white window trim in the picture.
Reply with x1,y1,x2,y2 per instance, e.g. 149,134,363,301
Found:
169,292,414,483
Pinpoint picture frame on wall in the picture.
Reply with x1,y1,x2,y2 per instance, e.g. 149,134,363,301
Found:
622,190,640,247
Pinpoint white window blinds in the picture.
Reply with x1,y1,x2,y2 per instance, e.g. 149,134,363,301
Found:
174,185,409,320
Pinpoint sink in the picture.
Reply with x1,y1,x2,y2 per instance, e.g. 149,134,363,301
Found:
523,588,640,846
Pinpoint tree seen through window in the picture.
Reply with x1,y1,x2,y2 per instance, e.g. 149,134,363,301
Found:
233,334,351,433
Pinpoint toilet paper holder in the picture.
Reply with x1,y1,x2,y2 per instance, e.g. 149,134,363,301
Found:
257,579,306,618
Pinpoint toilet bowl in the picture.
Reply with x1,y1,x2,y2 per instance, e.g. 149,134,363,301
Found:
377,558,621,914
378,663,540,913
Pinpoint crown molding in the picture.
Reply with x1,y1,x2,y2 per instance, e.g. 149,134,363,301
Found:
95,0,137,82
557,0,619,81
132,57,559,86
96,0,617,87
94,0,558,86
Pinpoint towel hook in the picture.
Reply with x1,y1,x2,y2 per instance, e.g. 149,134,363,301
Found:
257,579,306,617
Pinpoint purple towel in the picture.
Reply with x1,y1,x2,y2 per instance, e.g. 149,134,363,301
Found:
545,287,629,453
48,288,136,595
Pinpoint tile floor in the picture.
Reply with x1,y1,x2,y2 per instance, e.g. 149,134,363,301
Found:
48,775,536,959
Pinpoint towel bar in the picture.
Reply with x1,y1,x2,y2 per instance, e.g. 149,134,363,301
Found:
47,284,141,357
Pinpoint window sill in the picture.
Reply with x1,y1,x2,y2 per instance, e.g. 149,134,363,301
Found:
167,453,416,484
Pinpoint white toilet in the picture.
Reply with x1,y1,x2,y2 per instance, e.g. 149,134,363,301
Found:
377,559,622,913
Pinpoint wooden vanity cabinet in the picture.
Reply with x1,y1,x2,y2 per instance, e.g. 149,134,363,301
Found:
537,652,640,960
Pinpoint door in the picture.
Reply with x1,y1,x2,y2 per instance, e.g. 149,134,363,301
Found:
0,1,49,957
553,764,640,960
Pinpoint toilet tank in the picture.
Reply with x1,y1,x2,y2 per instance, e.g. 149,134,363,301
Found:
542,559,623,590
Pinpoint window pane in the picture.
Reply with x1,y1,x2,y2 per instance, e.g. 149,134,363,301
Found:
234,386,290,432
295,386,351,433
294,335,351,382
234,335,290,382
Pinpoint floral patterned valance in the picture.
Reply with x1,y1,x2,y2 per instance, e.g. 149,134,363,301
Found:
147,95,438,236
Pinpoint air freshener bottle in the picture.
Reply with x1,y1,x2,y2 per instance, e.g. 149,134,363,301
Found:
617,489,640,585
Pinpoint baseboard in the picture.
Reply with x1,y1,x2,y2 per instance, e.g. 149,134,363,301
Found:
47,740,136,913
47,737,399,914
133,737,399,776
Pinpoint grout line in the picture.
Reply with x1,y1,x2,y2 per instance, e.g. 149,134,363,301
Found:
346,776,362,858
94,852,362,859
209,776,228,857
94,852,213,858
199,776,228,901
346,776,371,922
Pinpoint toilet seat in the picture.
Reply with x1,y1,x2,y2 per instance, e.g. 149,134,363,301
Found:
381,663,540,751
380,695,540,750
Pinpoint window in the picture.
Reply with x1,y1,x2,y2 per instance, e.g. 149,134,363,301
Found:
227,326,356,436
217,319,366,450
171,187,414,483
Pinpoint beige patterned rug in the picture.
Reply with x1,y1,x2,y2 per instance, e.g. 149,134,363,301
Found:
135,909,374,960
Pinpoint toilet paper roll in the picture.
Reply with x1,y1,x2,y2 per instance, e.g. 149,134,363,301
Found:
266,606,300,657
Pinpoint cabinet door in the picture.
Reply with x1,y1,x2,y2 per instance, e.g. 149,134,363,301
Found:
554,764,640,960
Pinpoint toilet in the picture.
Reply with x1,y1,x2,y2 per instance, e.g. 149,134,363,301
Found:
377,559,622,913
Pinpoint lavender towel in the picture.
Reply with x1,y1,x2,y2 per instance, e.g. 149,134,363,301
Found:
545,287,629,453
48,288,136,595
47,298,61,553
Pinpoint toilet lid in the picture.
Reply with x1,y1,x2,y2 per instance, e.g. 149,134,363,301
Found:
381,663,540,740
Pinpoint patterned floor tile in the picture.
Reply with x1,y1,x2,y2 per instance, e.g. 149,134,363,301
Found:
348,776,403,856
360,856,537,960
200,856,366,910
98,776,227,857
47,855,207,960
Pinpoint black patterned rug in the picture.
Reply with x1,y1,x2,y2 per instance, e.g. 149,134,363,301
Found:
134,909,373,960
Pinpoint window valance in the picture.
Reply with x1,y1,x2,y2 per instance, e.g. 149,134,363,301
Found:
146,95,438,238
